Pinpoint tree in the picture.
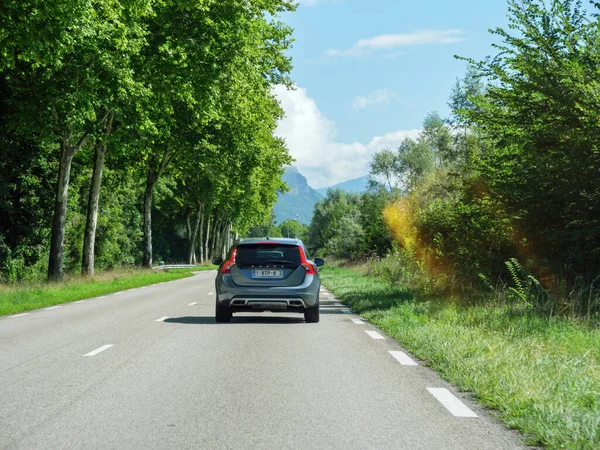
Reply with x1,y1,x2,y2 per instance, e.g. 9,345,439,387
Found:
369,148,401,191
448,69,485,167
0,0,150,280
397,138,436,191
462,0,600,277
133,0,294,268
421,112,457,165
280,220,308,240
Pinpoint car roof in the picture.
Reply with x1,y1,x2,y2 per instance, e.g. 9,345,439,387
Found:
238,237,304,246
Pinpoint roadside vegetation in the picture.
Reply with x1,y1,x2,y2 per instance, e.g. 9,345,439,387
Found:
320,264,599,450
308,1,600,448
0,266,216,316
308,0,600,324
0,0,295,283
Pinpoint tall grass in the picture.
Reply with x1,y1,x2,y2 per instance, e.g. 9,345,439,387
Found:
321,264,600,450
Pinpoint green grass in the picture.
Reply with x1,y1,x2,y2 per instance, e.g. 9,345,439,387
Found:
320,265,600,450
0,266,217,316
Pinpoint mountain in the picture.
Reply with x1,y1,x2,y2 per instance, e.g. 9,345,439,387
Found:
273,167,324,225
316,175,370,196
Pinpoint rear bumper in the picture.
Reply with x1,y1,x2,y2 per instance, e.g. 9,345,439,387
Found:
216,274,320,311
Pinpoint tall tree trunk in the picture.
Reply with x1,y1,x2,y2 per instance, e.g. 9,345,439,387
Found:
204,215,211,261
82,111,114,276
142,176,156,268
211,217,221,258
48,143,76,280
198,214,205,264
142,147,176,269
187,202,202,264
224,222,232,255
220,221,229,256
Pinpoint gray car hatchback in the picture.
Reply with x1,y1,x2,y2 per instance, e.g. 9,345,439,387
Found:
212,238,325,323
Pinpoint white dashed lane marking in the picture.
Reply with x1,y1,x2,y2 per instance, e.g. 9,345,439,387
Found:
155,316,170,322
389,351,418,366
10,313,30,318
208,292,214,295
427,388,478,418
44,306,61,311
84,345,113,357
188,302,198,306
351,318,365,325
365,330,385,340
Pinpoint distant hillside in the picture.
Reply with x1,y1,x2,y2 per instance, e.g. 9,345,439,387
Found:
316,175,369,197
273,167,324,225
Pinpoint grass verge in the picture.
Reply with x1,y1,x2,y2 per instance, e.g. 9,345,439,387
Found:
320,265,600,450
0,266,216,316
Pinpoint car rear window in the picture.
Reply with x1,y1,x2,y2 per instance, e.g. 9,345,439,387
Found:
236,244,301,266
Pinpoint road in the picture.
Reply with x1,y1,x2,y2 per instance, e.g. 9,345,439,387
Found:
0,271,527,449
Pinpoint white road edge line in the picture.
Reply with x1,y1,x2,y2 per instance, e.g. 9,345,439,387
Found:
74,300,86,304
427,388,478,418
365,330,385,340
351,318,365,325
84,344,114,357
10,313,30,318
113,292,123,296
44,306,62,310
341,309,352,314
155,316,170,322
389,350,418,366
97,296,107,299
208,292,214,295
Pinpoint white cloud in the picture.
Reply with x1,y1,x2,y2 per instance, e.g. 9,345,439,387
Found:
274,85,420,189
326,29,465,58
353,89,399,110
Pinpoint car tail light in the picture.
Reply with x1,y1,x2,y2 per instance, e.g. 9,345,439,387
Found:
298,246,316,275
221,248,237,274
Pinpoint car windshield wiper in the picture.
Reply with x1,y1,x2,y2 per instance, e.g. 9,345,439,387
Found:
264,259,295,265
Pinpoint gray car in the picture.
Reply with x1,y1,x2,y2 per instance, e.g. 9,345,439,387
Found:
212,238,325,323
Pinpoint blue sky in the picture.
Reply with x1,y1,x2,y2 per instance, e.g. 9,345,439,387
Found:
274,0,511,188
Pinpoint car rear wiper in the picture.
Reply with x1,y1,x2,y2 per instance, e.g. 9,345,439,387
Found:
264,259,295,265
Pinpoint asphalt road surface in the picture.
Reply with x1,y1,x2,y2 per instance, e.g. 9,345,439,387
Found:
0,271,528,449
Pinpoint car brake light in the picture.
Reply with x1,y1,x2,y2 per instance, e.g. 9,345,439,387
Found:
298,247,316,275
221,248,237,274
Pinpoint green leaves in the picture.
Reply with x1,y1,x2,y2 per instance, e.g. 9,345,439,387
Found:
462,0,600,276
1,0,295,276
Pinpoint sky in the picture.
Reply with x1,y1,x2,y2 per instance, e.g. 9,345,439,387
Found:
274,0,511,189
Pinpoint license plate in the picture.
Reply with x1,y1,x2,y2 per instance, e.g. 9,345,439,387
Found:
252,269,283,279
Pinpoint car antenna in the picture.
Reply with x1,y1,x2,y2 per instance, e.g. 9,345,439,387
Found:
266,236,270,240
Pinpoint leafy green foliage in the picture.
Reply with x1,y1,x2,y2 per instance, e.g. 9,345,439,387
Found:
462,0,600,279
306,0,600,321
0,0,296,278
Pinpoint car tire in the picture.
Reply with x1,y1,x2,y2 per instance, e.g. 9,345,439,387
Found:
215,302,232,323
304,304,320,323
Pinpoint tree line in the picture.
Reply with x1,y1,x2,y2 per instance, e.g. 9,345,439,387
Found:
0,0,296,281
308,0,600,319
